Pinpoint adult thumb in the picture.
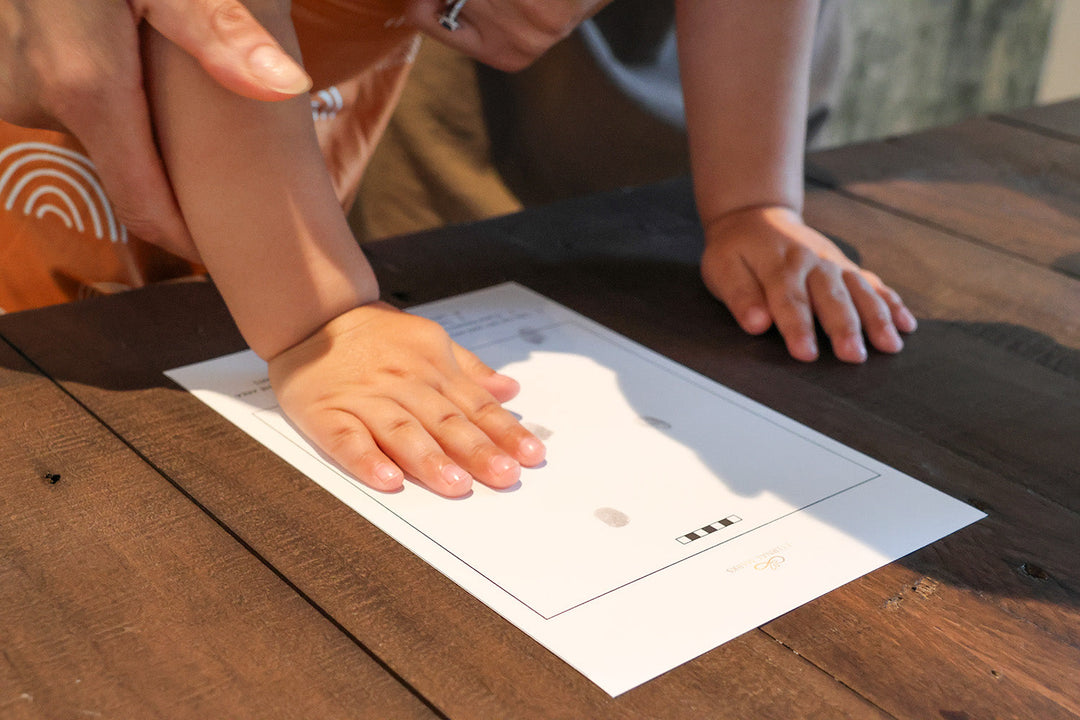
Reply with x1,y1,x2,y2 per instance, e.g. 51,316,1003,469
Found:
135,0,312,101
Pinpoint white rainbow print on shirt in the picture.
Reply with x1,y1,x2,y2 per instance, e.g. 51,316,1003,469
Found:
0,141,127,243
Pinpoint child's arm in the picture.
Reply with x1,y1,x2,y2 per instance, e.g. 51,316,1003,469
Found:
144,0,544,496
676,0,917,363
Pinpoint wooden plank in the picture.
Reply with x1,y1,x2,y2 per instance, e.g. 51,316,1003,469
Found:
1002,98,1080,141
806,116,1080,276
14,279,1080,719
0,338,435,719
805,185,1080,349
802,186,1080,514
673,330,1080,718
766,558,1080,719
0,280,889,718
512,274,1080,719
2,164,1078,716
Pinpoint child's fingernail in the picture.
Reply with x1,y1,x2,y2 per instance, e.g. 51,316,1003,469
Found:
441,463,472,489
248,44,312,94
900,308,918,331
519,437,545,463
795,335,818,361
374,462,403,488
489,454,520,479
744,307,771,332
882,326,904,352
844,336,868,362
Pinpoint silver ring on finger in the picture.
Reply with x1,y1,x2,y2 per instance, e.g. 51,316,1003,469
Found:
438,0,469,30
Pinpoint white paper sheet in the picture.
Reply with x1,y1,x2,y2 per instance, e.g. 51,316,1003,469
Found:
166,282,985,696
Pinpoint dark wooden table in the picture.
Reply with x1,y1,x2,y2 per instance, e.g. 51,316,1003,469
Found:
2,100,1078,719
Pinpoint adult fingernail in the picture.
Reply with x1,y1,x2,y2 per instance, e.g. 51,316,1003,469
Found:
248,44,312,94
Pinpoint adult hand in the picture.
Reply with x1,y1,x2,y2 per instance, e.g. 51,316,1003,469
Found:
0,0,311,260
700,205,917,363
406,0,614,71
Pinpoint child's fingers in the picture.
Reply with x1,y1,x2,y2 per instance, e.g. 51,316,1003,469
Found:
869,275,919,334
807,266,866,363
303,408,405,491
439,372,547,468
844,271,904,355
701,250,773,335
452,344,521,403
761,271,819,363
354,397,478,497
393,385,524,488
448,343,545,466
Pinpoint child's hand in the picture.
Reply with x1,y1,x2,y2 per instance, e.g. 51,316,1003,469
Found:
700,205,917,363
267,302,546,496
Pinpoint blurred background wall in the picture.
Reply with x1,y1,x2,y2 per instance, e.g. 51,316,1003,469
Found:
818,0,1076,148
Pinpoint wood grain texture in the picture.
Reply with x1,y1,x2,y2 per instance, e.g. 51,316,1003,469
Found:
2,166,1078,716
3,108,1079,717
807,115,1080,274
805,184,1080,351
0,281,887,719
0,339,434,720
1002,98,1080,141
508,264,1080,718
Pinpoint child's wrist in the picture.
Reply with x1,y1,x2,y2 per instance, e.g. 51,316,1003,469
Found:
702,202,801,236
249,279,381,362
265,298,399,365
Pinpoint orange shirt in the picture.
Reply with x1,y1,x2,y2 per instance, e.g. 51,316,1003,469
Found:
0,0,418,313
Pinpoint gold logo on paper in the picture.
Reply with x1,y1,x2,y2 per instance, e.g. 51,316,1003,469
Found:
754,555,786,571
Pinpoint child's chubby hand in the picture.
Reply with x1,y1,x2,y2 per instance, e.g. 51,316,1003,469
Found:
700,205,918,364
267,301,546,497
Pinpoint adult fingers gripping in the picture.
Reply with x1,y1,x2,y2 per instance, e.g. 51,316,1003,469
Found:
18,4,200,259
72,80,198,259
133,0,312,99
407,0,587,71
